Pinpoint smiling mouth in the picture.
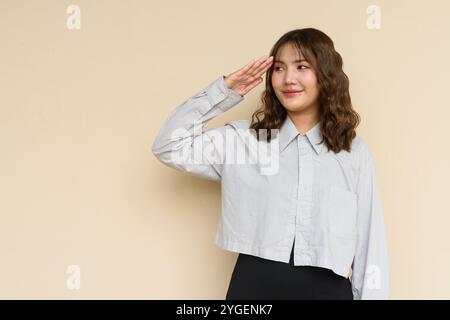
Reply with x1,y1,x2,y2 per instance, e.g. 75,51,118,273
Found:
282,90,304,97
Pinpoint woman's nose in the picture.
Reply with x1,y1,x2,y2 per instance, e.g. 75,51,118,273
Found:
284,75,297,85
284,68,297,84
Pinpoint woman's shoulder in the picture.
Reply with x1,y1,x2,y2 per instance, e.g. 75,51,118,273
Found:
351,135,373,154
350,135,376,169
351,135,366,152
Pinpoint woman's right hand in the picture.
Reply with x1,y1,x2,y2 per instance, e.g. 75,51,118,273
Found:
224,55,273,97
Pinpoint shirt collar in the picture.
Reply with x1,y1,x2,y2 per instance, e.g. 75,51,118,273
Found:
278,115,324,155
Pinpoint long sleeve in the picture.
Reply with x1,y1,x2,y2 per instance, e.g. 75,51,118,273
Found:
151,75,244,181
350,140,389,299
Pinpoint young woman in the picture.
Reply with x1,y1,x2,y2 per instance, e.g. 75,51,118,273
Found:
152,28,389,300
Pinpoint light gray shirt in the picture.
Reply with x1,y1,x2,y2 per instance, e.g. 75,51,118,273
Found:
152,75,389,299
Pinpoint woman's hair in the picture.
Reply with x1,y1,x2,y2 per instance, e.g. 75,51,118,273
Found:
249,28,360,153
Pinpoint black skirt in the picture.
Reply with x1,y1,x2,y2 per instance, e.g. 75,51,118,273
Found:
225,241,353,300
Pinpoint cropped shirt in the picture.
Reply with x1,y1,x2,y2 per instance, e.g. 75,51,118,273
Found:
152,75,389,299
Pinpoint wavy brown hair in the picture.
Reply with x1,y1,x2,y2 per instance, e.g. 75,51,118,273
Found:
249,28,360,153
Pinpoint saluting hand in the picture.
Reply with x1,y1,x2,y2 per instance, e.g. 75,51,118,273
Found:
224,55,273,97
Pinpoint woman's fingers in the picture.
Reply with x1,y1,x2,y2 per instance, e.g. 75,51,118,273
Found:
248,56,273,77
250,56,269,72
238,58,258,75
245,75,264,92
233,55,273,87
239,56,264,76
253,58,273,77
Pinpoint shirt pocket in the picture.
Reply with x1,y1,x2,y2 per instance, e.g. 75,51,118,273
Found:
327,186,357,240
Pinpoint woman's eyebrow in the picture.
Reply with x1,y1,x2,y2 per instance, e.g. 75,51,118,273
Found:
274,59,307,64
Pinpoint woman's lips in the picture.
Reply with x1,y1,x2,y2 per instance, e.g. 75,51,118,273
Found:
282,90,304,97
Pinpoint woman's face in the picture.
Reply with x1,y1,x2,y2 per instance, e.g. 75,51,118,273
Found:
271,43,320,115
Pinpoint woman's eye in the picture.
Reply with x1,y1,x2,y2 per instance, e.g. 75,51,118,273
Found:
273,65,307,71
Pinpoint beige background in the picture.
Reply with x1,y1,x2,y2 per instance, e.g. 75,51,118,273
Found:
0,0,449,299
